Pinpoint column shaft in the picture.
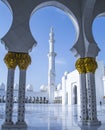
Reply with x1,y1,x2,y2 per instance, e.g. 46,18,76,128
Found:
17,70,27,126
86,73,97,121
5,69,15,124
84,57,101,125
79,74,88,122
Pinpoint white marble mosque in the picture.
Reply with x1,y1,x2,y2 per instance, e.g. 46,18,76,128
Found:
0,28,105,106
1,0,105,129
0,24,105,129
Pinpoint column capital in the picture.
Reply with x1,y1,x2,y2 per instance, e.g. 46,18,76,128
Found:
4,52,17,69
18,53,31,70
84,57,97,73
4,52,31,70
75,57,97,74
75,58,86,74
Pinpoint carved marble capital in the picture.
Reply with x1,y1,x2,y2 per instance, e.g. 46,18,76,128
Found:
75,57,97,74
4,52,31,70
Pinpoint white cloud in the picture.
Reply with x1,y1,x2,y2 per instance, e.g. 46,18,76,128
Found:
55,59,66,65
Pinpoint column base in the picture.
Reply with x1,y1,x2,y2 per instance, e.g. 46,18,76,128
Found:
2,121,14,128
78,120,101,126
87,120,101,126
15,121,27,128
78,120,88,126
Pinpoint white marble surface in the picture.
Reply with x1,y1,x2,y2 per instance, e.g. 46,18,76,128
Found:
0,103,105,130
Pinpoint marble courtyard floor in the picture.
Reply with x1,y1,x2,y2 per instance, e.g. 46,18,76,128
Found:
0,103,105,130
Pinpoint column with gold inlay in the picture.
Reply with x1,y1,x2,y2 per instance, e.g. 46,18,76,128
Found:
84,57,101,125
16,53,31,127
2,52,17,127
75,58,88,125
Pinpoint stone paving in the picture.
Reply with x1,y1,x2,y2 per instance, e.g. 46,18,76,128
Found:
0,103,105,130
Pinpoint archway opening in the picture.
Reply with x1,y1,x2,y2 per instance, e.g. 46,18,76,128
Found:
72,85,77,105
92,16,105,63
0,1,13,103
29,5,77,95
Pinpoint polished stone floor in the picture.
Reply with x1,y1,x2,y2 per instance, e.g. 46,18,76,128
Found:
0,103,105,130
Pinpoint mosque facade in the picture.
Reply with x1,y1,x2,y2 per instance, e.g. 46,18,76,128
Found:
1,0,105,127
0,29,105,106
0,60,105,106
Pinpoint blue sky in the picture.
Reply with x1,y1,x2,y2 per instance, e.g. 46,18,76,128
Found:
0,1,105,91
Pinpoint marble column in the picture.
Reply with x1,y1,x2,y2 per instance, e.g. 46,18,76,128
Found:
2,52,17,128
75,58,88,125
16,69,27,126
84,57,101,125
16,53,31,128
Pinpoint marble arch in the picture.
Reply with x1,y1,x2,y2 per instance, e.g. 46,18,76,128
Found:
30,1,79,40
1,0,105,128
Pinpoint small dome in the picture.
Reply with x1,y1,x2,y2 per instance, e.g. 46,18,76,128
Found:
0,83,5,90
57,83,62,90
64,71,68,76
26,84,34,91
14,83,19,90
40,85,47,92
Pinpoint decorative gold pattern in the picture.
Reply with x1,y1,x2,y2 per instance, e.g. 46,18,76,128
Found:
84,57,97,73
75,57,97,74
75,58,86,74
4,52,31,70
18,53,31,70
4,52,17,69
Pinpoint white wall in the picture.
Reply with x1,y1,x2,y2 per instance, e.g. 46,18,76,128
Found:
58,60,105,106
67,70,80,105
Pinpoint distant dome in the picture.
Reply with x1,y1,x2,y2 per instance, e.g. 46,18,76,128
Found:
26,84,34,91
14,84,19,90
40,85,47,92
64,71,68,76
0,83,5,90
57,84,62,90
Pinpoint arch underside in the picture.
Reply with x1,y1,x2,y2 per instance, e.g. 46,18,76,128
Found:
1,0,105,56
1,0,79,53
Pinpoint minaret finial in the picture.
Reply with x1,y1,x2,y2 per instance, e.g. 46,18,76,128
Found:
50,26,53,33
50,26,54,36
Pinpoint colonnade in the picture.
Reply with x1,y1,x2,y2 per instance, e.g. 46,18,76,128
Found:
2,52,31,128
1,0,104,128
75,57,101,125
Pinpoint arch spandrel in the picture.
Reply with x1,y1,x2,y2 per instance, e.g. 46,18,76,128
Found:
1,0,80,53
93,0,105,18
80,0,100,58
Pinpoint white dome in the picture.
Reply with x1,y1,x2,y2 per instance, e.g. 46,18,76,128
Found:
40,85,47,92
26,84,34,91
14,83,19,90
64,71,68,76
0,83,5,90
57,84,62,90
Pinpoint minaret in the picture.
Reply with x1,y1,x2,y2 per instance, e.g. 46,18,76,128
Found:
48,27,56,103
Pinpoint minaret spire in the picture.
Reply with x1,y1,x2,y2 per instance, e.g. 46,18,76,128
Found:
48,27,56,103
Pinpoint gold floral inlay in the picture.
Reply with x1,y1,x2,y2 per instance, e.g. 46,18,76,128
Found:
4,52,31,70
84,57,97,73
18,53,31,70
75,57,97,74
4,52,17,69
75,58,86,74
